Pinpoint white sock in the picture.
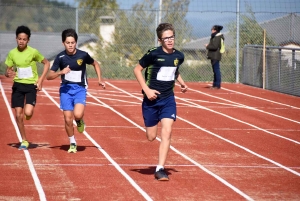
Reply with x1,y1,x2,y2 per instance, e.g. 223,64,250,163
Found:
156,165,164,172
69,135,76,144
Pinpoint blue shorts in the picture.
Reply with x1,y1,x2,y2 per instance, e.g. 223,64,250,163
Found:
142,95,176,127
59,84,86,111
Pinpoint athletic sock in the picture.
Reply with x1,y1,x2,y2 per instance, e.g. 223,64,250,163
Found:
69,135,76,144
156,165,164,172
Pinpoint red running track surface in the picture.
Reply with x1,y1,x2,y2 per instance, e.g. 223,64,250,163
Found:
0,76,300,200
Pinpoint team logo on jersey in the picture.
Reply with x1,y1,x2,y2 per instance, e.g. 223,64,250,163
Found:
77,59,83,65
174,58,179,66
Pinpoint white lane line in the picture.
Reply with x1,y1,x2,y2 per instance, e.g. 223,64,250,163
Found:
2,163,300,169
26,125,139,128
106,82,300,176
88,96,141,105
43,87,141,98
41,88,153,201
104,82,254,201
180,98,244,107
0,81,46,201
42,92,140,106
221,87,300,109
178,100,300,144
32,164,300,169
88,90,142,97
176,113,300,177
182,86,300,125
24,125,300,132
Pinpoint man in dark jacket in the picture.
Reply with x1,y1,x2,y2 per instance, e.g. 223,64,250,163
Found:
205,25,224,89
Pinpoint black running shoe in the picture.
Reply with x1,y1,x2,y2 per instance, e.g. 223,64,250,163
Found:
154,168,169,181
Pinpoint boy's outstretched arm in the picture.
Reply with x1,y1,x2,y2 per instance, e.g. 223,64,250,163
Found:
92,60,105,89
176,74,188,93
36,58,50,90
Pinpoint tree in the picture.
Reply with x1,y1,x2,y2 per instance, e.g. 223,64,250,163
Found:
92,0,192,79
160,0,192,49
55,0,192,79
76,0,118,34
227,4,276,48
0,0,75,32
77,0,118,9
225,4,277,83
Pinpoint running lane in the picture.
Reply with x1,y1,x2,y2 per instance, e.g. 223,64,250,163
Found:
106,80,300,200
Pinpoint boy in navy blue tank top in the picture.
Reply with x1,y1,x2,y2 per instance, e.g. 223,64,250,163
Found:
134,23,188,181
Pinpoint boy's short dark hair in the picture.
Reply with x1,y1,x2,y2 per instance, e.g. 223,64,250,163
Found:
62,28,78,42
16,25,31,39
156,23,175,39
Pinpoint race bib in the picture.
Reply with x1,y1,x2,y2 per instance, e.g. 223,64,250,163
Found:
65,70,82,82
157,67,176,81
17,66,33,79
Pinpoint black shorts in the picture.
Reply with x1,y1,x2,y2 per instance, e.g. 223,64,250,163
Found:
11,82,37,108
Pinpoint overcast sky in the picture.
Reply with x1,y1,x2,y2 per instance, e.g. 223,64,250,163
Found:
56,0,300,12
54,0,299,38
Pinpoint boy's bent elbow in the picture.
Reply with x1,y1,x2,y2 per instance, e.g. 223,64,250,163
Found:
133,67,138,76
134,65,143,75
46,72,55,80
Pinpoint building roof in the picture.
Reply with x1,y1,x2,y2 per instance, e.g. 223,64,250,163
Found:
0,32,98,62
183,13,300,51
260,13,300,46
183,32,234,51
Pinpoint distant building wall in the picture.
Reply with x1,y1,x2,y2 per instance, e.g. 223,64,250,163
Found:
99,16,115,45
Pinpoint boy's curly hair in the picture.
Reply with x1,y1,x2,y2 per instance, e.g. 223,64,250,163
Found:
16,25,31,39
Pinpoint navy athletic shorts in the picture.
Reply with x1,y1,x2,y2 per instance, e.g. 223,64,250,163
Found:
142,95,176,127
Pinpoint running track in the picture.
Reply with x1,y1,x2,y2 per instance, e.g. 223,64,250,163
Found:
0,75,299,200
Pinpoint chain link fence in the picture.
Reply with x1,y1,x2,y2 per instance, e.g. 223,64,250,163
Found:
242,45,300,96
0,1,299,96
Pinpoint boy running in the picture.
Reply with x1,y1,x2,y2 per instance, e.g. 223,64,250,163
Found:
5,25,50,150
47,28,105,153
133,23,188,181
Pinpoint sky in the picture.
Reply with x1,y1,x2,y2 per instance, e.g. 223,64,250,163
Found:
57,0,300,12
57,0,300,22
56,0,300,37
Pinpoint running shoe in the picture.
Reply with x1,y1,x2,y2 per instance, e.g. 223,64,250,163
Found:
76,119,85,133
68,143,77,153
154,168,169,181
19,140,29,150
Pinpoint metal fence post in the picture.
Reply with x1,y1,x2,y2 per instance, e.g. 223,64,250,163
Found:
235,0,240,83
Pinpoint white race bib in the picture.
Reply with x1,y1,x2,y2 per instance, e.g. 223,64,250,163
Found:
157,67,176,81
17,66,33,79
65,70,82,82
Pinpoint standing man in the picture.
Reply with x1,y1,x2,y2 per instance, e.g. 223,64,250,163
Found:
47,28,105,153
134,23,188,181
5,25,50,150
